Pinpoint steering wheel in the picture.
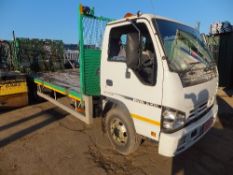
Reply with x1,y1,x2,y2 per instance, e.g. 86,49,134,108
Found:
142,58,153,67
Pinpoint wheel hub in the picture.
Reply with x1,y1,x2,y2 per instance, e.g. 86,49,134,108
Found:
110,118,128,145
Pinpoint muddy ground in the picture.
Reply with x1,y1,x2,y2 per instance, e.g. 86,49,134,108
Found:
0,89,233,175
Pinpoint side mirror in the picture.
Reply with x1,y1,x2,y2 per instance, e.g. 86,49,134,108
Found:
126,32,140,69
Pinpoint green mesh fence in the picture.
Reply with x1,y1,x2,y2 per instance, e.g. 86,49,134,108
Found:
16,38,64,73
82,16,111,49
0,41,12,71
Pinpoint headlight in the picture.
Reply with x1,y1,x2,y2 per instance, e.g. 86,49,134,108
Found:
162,107,186,132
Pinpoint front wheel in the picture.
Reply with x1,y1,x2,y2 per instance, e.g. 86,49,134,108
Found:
105,106,141,155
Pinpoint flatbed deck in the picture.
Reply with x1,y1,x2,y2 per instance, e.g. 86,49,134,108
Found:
34,69,81,101
34,69,93,124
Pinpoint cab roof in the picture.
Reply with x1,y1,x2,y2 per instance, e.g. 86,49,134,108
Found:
108,13,189,28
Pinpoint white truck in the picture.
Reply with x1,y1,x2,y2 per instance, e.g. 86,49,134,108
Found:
34,5,218,157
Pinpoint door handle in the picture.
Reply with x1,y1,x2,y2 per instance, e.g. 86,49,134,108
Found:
106,79,113,86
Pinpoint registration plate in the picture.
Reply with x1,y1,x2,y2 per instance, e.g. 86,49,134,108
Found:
203,117,213,133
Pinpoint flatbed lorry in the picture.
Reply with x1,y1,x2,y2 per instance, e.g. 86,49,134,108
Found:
34,5,218,157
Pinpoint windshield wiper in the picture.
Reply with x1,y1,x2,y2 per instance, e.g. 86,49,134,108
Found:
204,62,216,72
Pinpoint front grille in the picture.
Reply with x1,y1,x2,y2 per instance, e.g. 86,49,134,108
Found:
185,101,212,126
188,101,208,120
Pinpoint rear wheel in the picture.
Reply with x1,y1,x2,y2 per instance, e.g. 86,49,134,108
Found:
105,106,141,155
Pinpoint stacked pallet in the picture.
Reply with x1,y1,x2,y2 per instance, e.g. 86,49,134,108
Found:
206,29,233,88
210,21,233,35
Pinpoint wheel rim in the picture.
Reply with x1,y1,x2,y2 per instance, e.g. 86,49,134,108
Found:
110,117,128,146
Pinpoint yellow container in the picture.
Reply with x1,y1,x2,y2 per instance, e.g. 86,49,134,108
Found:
0,78,28,108
0,80,28,96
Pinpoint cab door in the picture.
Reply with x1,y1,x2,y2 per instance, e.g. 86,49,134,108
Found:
101,19,164,140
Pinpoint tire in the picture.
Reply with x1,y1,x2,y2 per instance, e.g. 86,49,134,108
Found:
105,106,141,155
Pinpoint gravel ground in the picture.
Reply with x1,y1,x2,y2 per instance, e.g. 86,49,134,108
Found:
0,90,233,175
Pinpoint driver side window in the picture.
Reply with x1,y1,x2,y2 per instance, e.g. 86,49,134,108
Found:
108,23,157,86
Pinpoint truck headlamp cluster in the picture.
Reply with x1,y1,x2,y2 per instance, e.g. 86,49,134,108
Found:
162,107,186,132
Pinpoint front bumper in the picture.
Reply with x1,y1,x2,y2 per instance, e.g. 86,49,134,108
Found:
158,103,218,157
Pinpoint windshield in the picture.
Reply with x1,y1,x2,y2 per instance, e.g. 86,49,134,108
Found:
154,19,215,73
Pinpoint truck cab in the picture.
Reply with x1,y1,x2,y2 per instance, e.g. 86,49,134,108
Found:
101,14,218,157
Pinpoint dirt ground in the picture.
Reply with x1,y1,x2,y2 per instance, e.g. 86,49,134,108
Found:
0,89,233,175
